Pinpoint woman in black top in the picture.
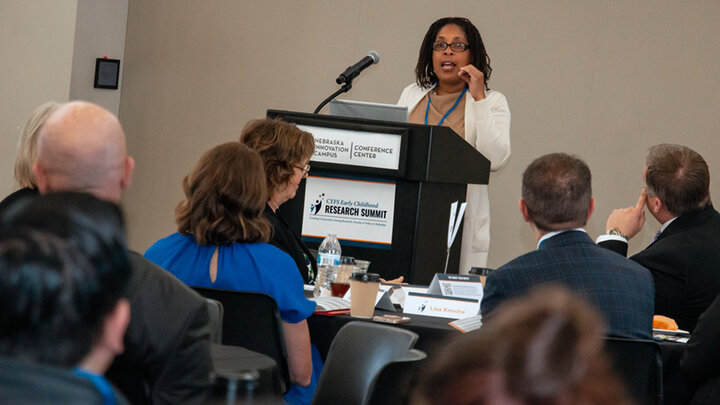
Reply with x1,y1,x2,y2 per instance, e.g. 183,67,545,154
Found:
240,118,317,284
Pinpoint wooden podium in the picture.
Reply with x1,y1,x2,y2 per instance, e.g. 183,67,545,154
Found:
267,110,489,285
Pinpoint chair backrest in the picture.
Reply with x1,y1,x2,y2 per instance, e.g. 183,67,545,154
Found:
204,298,224,344
366,349,426,405
192,287,290,394
312,321,423,405
604,337,663,405
689,373,720,405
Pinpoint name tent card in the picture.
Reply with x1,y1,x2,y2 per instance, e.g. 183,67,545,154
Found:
403,292,480,320
427,273,484,301
343,284,395,311
389,284,428,308
381,283,428,308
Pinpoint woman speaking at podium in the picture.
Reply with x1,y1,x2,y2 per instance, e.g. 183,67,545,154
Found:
398,17,511,273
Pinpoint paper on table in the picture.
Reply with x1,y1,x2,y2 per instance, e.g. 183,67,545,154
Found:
652,331,689,343
449,314,483,333
448,201,458,245
448,202,466,250
652,328,690,335
445,201,467,273
310,296,350,312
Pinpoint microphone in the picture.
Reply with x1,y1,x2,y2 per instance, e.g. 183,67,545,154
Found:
336,51,380,84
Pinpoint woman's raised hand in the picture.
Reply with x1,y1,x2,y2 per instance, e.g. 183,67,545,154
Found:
458,64,486,101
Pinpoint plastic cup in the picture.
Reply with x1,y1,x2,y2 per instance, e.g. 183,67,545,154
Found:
354,260,371,273
330,281,350,297
349,272,380,318
337,256,356,283
469,267,495,287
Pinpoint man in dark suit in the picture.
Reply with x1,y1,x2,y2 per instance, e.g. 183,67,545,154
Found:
683,294,720,404
33,101,212,404
598,144,720,332
0,193,131,404
482,153,654,339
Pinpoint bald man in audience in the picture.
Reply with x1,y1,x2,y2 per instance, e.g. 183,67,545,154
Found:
34,101,212,404
598,143,720,332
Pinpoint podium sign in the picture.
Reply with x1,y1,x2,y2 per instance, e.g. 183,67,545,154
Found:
297,124,402,170
301,175,396,249
267,110,490,284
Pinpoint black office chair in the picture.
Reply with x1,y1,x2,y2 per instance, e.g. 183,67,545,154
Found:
204,298,224,344
312,321,425,405
688,374,720,405
604,337,663,405
366,349,426,405
192,287,290,394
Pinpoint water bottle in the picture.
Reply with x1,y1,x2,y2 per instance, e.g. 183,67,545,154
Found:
313,234,342,297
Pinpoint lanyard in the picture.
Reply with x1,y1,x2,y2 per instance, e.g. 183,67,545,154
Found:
74,367,116,405
424,87,468,126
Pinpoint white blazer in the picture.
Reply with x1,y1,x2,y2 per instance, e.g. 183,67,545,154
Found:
398,83,511,272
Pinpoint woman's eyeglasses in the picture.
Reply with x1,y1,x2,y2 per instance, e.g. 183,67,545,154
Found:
294,163,311,174
432,42,470,52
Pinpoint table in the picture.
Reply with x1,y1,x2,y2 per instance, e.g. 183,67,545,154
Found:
210,343,282,402
659,340,691,404
308,309,692,403
308,308,460,360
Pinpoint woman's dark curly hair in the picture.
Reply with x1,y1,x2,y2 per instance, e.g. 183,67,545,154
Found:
415,17,492,90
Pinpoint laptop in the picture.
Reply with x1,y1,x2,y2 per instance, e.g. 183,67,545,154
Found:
328,99,408,123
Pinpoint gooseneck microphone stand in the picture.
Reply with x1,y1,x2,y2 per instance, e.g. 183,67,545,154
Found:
313,81,352,114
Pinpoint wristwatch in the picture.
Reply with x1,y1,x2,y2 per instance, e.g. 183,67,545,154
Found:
607,227,629,240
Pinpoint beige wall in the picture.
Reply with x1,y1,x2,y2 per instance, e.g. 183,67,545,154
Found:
0,0,127,196
120,2,720,269
0,1,78,196
70,0,128,114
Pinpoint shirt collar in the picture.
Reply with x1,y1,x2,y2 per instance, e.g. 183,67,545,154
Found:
660,216,678,233
537,228,587,249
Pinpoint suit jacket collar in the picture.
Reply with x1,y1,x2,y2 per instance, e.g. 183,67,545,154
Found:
655,204,717,242
538,230,595,250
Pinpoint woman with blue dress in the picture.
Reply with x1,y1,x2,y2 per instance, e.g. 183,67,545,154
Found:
145,142,321,405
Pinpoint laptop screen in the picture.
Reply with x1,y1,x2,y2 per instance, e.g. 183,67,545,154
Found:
328,99,408,123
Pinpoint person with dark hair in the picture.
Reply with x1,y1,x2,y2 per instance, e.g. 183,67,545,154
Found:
598,143,720,332
144,142,321,405
33,101,212,405
482,153,654,339
419,286,634,405
398,17,511,273
240,117,318,284
0,192,131,404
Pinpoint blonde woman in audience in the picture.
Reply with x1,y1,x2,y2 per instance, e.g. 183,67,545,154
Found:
144,142,321,405
418,285,634,405
0,101,59,212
